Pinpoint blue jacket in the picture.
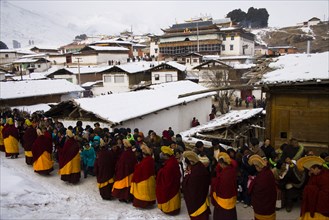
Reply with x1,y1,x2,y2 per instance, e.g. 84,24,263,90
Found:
81,146,96,167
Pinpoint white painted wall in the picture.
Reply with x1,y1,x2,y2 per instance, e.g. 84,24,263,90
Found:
0,51,17,64
221,35,254,56
97,53,128,64
49,56,67,65
151,71,177,84
150,41,159,59
114,96,212,135
53,75,77,84
102,73,130,93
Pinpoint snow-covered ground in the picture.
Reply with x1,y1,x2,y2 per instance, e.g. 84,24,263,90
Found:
0,147,300,219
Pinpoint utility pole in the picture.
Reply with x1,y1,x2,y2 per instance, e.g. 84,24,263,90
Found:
75,57,82,86
197,22,199,52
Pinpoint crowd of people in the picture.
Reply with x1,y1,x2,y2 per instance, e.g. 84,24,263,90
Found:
1,108,329,220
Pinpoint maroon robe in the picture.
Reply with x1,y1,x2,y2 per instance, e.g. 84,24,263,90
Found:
112,148,137,201
183,161,210,220
131,155,156,208
59,137,81,183
23,126,37,165
301,168,329,218
32,135,54,175
2,124,20,157
94,148,116,200
249,166,276,217
156,156,181,215
211,164,237,220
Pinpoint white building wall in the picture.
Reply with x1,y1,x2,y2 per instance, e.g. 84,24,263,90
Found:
115,97,212,135
150,42,159,59
97,53,129,65
49,56,67,65
151,71,177,84
102,73,130,93
221,36,254,56
53,75,77,84
72,54,97,65
0,51,17,64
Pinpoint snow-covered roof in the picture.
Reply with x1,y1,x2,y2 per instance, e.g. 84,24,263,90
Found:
202,55,220,61
87,46,129,52
81,80,103,87
12,103,52,113
213,18,231,24
0,79,84,100
72,80,216,124
63,66,112,75
220,27,240,31
0,49,16,53
132,43,147,47
92,39,133,45
268,46,296,49
12,72,49,80
231,63,256,70
12,58,50,64
180,108,264,147
219,55,253,60
114,61,160,74
261,52,329,84
158,61,187,72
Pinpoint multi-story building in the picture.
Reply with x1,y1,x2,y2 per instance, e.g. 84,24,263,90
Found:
158,17,255,59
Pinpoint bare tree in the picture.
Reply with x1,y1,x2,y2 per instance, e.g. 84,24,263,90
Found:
202,69,235,114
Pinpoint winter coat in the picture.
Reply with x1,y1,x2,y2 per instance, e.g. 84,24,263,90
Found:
81,146,96,167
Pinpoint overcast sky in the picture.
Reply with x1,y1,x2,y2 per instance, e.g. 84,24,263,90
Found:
7,0,329,35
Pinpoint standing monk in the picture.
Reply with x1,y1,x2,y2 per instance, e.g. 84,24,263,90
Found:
58,130,81,184
130,144,156,208
94,139,116,200
0,118,5,152
2,118,19,158
112,139,137,203
248,155,277,220
32,129,54,175
211,152,237,220
182,151,211,220
23,119,37,165
297,156,329,220
156,146,181,215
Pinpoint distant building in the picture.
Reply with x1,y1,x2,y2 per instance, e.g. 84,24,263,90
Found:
268,46,298,56
12,57,51,74
297,17,321,26
149,35,160,60
13,40,21,49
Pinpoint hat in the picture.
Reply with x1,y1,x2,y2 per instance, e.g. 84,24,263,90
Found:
141,144,152,155
7,118,13,125
25,119,32,126
248,154,267,168
183,151,199,165
217,152,231,165
100,138,105,147
123,139,132,148
161,146,174,156
66,129,74,138
36,129,43,136
199,155,210,167
297,156,325,171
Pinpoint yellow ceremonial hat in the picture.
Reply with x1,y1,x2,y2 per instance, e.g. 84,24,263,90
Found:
248,154,267,168
161,146,174,156
217,152,231,165
297,156,325,171
25,119,32,126
183,151,199,165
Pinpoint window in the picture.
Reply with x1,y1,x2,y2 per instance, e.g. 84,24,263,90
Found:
222,35,226,41
231,35,234,40
104,76,111,82
221,45,225,51
165,74,173,82
154,48,158,54
230,45,234,51
5,54,9,58
66,55,72,64
193,59,198,63
155,74,160,80
114,75,124,83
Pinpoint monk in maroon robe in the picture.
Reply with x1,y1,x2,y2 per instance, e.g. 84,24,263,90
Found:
2,118,20,158
248,155,276,220
211,152,237,220
130,144,156,208
94,140,116,200
112,139,137,202
58,130,81,184
298,156,329,220
156,146,181,215
182,151,210,220
32,129,54,175
23,119,37,165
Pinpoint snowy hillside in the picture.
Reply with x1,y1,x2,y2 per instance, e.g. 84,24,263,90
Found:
0,1,80,48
